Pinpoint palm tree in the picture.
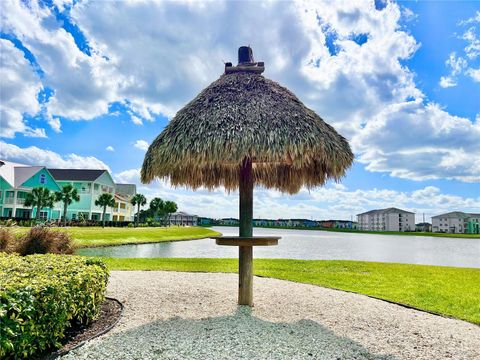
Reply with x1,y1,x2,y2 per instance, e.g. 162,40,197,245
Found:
162,200,178,226
149,197,164,223
95,193,115,228
130,193,147,227
55,184,80,227
24,187,55,221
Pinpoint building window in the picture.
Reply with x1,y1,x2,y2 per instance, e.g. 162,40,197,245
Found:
40,174,46,184
39,211,48,221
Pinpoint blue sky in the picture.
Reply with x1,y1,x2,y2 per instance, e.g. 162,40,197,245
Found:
1,0,479,221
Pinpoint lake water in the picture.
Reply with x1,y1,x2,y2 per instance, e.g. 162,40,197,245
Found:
77,226,480,268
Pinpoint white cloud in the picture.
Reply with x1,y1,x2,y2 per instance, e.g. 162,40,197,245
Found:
440,14,480,86
0,0,117,121
447,52,468,74
438,52,467,88
467,67,480,82
463,26,480,59
353,101,480,182
106,145,114,152
0,39,45,138
1,0,478,183
131,115,143,126
459,11,480,25
0,141,110,171
439,76,456,88
47,116,62,133
113,168,480,222
134,140,149,151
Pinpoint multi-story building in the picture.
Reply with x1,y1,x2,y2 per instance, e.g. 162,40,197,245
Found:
0,160,136,222
432,212,480,234
113,184,137,221
168,211,198,226
48,169,118,221
0,161,61,220
357,208,415,232
415,222,432,232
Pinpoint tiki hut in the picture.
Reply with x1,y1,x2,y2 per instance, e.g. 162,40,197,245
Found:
142,46,353,306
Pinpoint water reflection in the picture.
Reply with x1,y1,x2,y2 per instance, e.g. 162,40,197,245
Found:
76,226,480,268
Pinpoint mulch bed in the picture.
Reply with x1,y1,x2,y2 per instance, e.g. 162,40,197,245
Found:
40,297,123,359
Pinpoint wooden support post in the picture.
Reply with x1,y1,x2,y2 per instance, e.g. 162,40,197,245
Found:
238,157,253,306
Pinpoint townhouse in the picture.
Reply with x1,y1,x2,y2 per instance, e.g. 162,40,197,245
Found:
0,161,61,220
168,211,198,226
0,160,136,222
113,184,137,222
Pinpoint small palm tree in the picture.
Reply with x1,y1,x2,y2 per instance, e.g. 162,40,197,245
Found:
162,200,178,226
24,187,55,221
149,197,164,223
55,184,80,227
130,193,147,227
95,193,115,228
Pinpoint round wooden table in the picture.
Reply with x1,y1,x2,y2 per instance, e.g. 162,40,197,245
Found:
213,236,280,306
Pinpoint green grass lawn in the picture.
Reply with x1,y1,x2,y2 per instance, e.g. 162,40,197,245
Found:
104,257,480,325
11,226,221,248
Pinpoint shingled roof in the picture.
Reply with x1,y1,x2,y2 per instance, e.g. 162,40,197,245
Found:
357,207,414,216
48,169,107,181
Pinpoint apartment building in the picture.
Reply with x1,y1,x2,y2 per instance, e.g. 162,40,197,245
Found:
432,212,480,234
357,207,415,232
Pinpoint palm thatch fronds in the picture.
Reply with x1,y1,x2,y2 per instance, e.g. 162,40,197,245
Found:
142,63,353,194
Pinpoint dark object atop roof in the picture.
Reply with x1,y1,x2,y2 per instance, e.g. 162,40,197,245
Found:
225,45,265,74
48,169,107,181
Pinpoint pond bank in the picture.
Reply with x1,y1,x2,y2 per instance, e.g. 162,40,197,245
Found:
103,258,480,325
206,224,480,238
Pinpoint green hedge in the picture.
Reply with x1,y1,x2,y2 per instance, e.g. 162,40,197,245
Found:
0,254,109,358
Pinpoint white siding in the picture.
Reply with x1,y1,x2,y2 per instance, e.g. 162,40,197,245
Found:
357,209,414,232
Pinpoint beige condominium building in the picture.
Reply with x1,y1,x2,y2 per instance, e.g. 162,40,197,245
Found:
432,211,480,234
357,207,415,232
113,183,136,222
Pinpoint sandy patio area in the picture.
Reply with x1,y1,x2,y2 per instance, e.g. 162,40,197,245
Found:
61,271,480,359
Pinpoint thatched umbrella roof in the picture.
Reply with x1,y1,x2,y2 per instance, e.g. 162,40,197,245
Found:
141,58,353,194
142,46,353,306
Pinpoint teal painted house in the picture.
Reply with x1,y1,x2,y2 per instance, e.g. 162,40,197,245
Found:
0,161,61,220
48,169,117,221
0,160,136,222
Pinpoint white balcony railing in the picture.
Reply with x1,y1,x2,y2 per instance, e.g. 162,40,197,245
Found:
4,198,14,204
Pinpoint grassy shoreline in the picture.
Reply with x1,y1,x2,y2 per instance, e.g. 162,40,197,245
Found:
205,224,480,238
104,257,480,325
10,226,221,248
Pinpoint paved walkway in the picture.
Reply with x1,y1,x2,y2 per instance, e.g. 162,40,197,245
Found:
62,271,480,359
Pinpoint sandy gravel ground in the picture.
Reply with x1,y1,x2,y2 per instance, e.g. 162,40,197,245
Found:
62,271,480,360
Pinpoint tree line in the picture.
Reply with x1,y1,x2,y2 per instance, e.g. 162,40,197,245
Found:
23,186,177,228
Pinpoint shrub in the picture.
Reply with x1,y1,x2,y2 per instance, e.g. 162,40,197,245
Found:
0,254,109,358
15,226,75,256
0,228,15,253
127,222,134,228
1,219,17,227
